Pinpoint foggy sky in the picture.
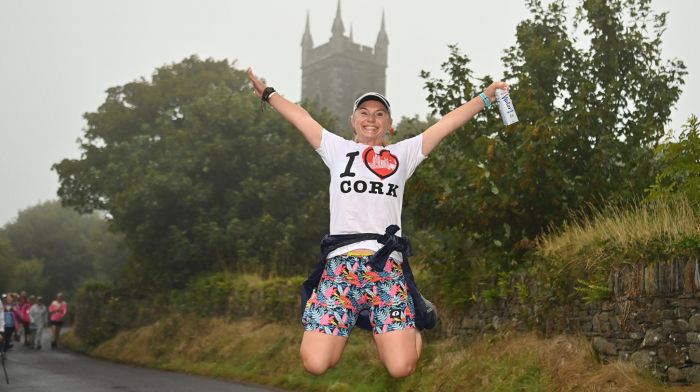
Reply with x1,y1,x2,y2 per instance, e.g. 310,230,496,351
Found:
1,0,697,226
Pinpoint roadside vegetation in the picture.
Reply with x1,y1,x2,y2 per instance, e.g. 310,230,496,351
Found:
536,196,700,289
6,1,700,390
64,314,689,392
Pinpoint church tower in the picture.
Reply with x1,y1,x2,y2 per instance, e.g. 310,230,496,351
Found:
301,1,389,132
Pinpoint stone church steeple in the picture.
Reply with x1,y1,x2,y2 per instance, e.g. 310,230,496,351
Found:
300,1,389,132
375,11,389,63
301,12,313,64
331,1,344,38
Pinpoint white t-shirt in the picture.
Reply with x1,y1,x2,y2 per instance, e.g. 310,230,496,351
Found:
315,129,427,259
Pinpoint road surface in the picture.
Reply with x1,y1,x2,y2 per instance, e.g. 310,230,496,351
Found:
1,331,280,392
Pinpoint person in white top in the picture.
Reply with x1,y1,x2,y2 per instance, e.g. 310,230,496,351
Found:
29,296,49,350
248,68,507,378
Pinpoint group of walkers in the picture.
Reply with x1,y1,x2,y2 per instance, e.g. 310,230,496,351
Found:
1,291,67,353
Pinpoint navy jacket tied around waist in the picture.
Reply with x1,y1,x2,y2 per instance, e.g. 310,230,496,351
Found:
301,224,436,331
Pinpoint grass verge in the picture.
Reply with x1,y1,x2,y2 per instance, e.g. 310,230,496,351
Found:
63,315,691,392
537,197,700,273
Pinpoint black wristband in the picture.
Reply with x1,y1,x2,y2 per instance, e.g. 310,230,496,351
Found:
261,87,276,102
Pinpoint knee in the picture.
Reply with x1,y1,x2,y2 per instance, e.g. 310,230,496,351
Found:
300,355,334,375
300,349,338,376
384,359,417,379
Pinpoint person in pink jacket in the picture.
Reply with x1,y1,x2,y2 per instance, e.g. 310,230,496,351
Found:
48,292,67,349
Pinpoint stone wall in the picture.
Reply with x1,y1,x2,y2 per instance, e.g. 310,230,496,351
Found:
456,258,700,383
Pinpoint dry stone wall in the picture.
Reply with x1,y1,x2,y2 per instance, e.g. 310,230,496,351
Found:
457,258,700,383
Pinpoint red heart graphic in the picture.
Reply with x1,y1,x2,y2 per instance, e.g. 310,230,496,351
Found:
363,147,399,179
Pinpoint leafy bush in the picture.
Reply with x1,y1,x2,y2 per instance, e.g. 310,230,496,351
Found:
647,115,700,202
173,271,303,321
74,271,305,348
73,281,119,346
408,0,685,305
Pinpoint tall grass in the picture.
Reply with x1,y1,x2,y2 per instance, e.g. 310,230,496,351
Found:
77,316,688,392
537,196,700,274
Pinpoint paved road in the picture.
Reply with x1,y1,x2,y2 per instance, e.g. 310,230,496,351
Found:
1,332,279,392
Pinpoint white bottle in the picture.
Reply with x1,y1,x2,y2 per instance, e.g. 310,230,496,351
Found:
495,88,518,126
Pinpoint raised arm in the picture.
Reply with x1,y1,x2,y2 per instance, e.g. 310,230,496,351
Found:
421,81,509,156
247,68,323,149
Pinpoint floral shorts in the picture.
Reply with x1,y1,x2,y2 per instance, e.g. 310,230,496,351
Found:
302,253,416,336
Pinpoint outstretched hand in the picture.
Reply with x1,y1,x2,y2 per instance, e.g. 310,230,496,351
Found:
247,67,267,98
482,81,510,104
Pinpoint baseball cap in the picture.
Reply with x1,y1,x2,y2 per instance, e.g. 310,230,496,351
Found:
353,92,391,115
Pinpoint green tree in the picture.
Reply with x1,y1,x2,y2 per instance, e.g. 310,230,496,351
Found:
11,259,48,294
647,115,700,202
0,235,20,290
53,57,332,289
410,0,686,301
1,201,128,297
393,115,438,139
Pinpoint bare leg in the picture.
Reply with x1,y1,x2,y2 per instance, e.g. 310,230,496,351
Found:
55,325,61,346
51,325,58,348
373,328,422,379
299,331,348,375
34,326,43,349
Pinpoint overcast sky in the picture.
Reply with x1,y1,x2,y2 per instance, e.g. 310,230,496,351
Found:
0,0,697,226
